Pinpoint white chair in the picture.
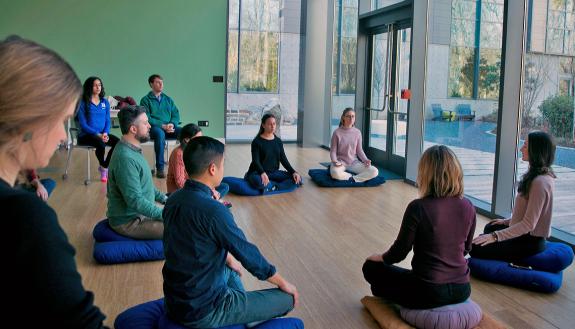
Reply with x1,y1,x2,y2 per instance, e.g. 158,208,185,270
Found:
62,127,96,185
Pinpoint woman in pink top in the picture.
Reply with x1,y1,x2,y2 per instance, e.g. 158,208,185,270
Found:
471,131,556,261
166,123,229,201
330,108,378,182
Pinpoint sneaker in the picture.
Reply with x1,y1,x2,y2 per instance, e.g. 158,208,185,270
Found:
98,166,108,182
156,169,166,179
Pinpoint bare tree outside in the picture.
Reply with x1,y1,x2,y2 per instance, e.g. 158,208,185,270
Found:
523,55,549,131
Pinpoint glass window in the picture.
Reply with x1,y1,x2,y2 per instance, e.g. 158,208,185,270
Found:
521,3,575,238
546,0,575,55
226,0,302,141
451,19,476,47
478,48,501,99
427,0,505,205
331,0,359,138
449,47,475,98
239,0,280,93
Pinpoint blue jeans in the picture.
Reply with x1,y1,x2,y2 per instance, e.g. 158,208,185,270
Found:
150,125,181,171
20,178,56,198
245,170,294,191
185,266,294,328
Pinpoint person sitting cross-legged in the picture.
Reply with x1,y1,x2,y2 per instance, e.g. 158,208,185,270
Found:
244,113,301,192
362,145,476,309
163,136,298,328
330,107,378,182
107,105,167,240
471,131,556,262
166,123,230,205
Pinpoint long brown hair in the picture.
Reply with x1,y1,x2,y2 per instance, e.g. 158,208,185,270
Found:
339,107,355,127
0,36,81,156
417,145,464,198
518,131,556,196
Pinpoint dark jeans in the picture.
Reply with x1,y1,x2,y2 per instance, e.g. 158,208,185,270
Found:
150,125,181,171
362,260,471,309
20,178,56,198
245,170,294,191
77,133,119,168
180,266,294,328
470,223,546,262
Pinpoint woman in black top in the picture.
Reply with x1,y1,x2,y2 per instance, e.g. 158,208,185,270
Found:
245,113,302,191
0,36,107,328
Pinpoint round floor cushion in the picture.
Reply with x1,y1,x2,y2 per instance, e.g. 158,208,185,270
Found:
399,299,482,329
115,298,304,329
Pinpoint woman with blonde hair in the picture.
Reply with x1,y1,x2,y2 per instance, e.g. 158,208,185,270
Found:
0,36,107,327
329,108,378,182
362,145,476,309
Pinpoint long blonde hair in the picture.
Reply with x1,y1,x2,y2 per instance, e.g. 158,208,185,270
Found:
417,145,464,198
0,36,81,157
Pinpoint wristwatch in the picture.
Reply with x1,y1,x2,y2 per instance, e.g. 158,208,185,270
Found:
491,232,499,242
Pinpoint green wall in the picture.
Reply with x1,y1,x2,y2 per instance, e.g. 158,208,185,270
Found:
0,0,227,138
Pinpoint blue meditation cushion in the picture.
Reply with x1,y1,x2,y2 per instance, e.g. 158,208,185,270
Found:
115,298,304,329
223,176,300,196
469,258,563,293
93,219,133,242
308,169,385,187
399,299,482,329
92,219,164,264
521,242,574,272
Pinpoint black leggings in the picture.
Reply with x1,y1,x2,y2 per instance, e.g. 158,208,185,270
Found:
470,223,546,262
77,134,119,168
362,260,471,309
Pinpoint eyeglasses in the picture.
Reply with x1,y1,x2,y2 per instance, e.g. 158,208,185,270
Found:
344,115,355,118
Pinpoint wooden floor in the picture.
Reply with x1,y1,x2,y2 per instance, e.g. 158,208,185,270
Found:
41,144,575,329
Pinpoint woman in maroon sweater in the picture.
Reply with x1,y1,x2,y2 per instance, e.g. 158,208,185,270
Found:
363,145,476,309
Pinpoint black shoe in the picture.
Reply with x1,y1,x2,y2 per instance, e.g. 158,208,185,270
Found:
156,170,166,179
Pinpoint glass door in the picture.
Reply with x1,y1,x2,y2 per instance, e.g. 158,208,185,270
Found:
366,23,412,175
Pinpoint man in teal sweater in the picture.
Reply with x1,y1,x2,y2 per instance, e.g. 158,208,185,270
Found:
140,74,181,178
107,105,167,240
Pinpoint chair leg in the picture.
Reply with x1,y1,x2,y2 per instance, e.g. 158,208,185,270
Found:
62,145,73,179
85,149,91,185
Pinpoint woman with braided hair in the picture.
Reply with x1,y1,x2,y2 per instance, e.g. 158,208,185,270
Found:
471,131,556,262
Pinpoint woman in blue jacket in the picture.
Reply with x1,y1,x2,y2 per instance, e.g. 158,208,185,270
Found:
77,76,119,182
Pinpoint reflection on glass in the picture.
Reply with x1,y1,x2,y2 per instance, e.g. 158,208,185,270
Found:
369,33,389,152
424,0,505,204
393,28,411,157
521,9,575,235
331,0,359,139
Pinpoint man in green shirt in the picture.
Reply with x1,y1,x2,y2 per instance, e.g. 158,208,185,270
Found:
140,74,181,178
106,105,167,239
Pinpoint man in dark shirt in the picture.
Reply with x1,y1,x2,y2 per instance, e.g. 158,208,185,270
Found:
162,136,298,328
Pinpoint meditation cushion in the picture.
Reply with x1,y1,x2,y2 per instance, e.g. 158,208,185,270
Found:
115,298,304,329
223,176,300,196
468,258,563,293
361,296,505,329
398,299,482,329
308,169,385,187
521,242,574,272
92,219,164,264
